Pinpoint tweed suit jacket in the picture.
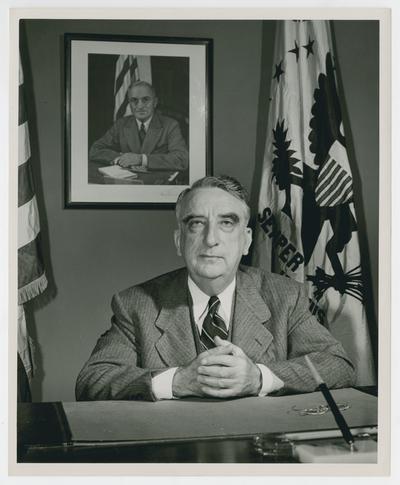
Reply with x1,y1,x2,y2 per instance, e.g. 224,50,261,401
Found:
76,266,355,401
89,112,188,171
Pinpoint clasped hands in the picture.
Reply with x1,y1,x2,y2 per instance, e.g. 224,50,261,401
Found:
172,336,262,398
115,153,142,168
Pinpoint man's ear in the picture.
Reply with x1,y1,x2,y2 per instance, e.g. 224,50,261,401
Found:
154,96,159,109
174,229,182,256
242,227,253,256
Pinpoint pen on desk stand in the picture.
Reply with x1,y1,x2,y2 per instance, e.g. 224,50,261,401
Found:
304,355,356,452
168,171,179,183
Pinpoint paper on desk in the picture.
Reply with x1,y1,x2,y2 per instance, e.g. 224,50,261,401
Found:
98,165,138,179
64,388,377,444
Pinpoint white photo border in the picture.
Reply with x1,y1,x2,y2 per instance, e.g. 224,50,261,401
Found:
65,34,212,207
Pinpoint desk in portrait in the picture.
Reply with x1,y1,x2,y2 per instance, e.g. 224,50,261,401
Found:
89,160,187,186
17,388,377,463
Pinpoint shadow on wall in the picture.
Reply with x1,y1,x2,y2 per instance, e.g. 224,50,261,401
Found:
248,20,277,235
330,21,378,376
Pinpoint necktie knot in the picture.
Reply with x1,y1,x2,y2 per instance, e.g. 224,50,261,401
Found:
208,296,220,316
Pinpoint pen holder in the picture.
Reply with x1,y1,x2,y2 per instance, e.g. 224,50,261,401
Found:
293,434,377,463
253,433,377,463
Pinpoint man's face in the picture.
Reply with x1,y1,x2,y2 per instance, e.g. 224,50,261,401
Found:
174,188,252,292
128,85,158,122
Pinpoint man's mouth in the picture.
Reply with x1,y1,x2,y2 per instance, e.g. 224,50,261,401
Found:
200,255,223,260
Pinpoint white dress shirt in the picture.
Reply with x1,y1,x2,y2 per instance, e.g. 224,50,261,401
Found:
152,277,284,399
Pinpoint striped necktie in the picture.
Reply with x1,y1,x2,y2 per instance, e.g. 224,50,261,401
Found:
200,296,228,350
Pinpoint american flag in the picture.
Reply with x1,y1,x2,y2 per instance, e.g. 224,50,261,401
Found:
113,55,139,120
18,55,48,380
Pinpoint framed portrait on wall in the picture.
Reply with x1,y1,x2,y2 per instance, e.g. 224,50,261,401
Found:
64,33,212,208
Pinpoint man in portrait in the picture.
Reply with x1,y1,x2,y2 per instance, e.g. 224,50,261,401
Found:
76,175,355,401
89,80,189,173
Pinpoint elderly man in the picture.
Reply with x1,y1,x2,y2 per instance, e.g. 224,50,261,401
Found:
76,175,355,401
89,80,188,172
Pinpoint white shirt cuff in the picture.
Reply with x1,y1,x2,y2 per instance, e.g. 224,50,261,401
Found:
256,364,284,396
151,367,178,400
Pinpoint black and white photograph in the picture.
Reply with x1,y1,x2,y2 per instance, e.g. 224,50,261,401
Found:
7,5,392,479
65,34,211,206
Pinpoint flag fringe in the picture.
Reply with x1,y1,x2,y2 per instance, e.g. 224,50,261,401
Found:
18,273,48,305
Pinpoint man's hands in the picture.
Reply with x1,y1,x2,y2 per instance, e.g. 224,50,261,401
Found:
117,153,142,168
172,337,262,398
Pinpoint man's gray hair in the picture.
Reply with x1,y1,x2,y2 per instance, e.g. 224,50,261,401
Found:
128,80,157,97
175,175,251,223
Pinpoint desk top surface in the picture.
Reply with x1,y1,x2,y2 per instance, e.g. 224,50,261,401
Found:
17,388,378,463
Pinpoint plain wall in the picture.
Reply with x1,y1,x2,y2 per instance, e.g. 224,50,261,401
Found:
20,19,379,402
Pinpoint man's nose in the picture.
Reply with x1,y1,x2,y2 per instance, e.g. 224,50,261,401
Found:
204,222,219,247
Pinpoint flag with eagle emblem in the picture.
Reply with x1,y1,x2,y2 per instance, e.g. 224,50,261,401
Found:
253,20,375,385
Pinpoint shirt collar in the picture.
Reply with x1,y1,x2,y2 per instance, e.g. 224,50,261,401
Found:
136,116,152,131
187,276,236,326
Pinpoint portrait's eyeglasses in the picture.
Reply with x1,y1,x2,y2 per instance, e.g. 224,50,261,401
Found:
128,96,153,105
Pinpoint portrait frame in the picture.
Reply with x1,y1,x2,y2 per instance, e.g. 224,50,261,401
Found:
64,33,212,208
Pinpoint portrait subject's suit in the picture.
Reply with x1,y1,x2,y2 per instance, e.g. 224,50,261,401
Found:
76,266,355,401
89,112,188,171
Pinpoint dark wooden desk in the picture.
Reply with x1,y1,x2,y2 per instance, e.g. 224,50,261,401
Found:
17,402,285,463
17,388,377,464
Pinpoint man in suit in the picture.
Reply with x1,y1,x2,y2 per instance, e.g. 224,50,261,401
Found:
89,81,188,172
76,175,355,401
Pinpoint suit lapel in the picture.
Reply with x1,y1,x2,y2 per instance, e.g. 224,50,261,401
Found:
125,117,141,152
142,113,162,154
154,270,197,366
231,270,274,362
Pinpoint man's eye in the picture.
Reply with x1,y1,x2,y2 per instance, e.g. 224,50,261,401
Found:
188,220,204,230
220,219,234,228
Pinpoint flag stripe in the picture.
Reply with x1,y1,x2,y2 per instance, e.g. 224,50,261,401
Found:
18,161,35,207
316,168,345,205
323,176,353,206
18,122,31,166
18,239,47,304
19,83,27,126
115,96,129,121
114,56,132,94
114,55,139,120
317,170,352,206
115,56,138,95
18,196,41,248
18,305,33,381
319,158,336,179
315,162,341,198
